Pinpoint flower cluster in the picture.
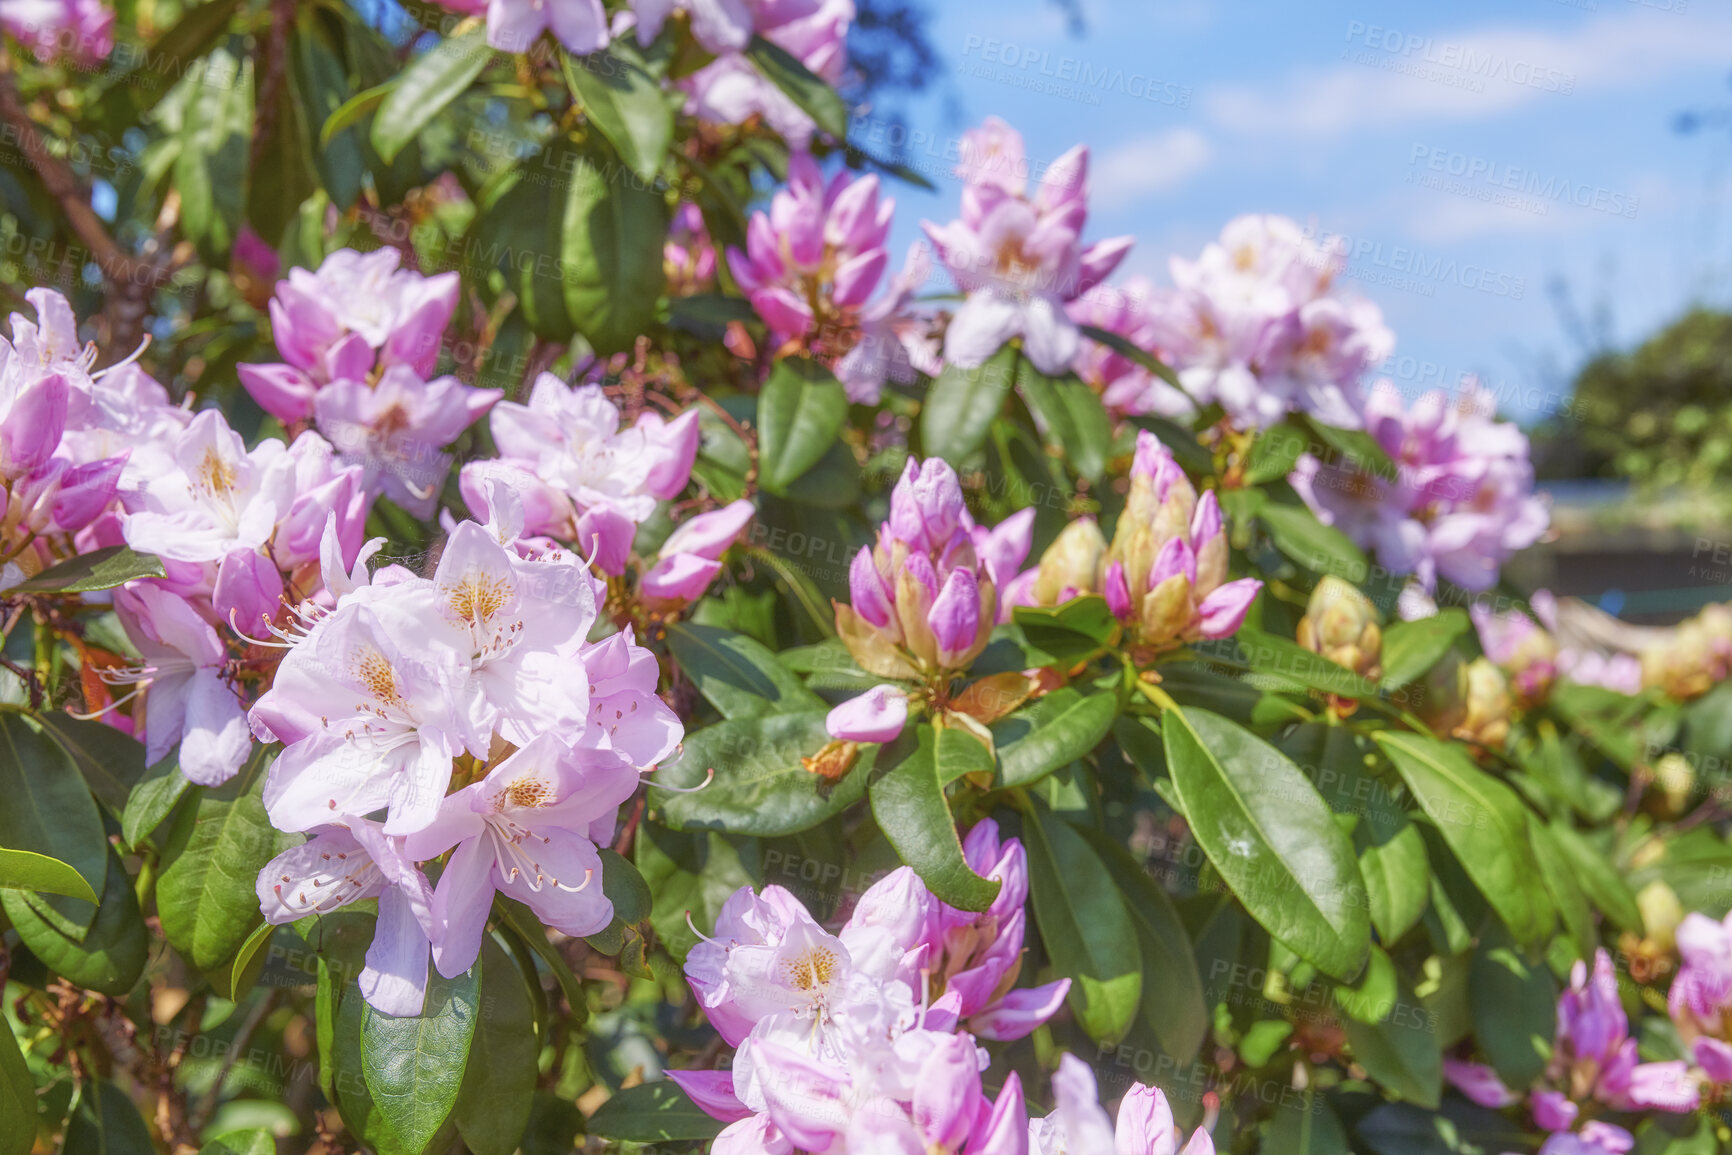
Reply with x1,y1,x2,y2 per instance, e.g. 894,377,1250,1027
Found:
1293,382,1548,593
249,495,681,1015
238,248,497,518
672,818,1210,1154
1446,949,1699,1155
675,0,854,150
0,0,113,64
730,155,939,403
1022,431,1261,654
1132,215,1393,429
459,372,752,617
925,117,1134,376
826,457,1033,745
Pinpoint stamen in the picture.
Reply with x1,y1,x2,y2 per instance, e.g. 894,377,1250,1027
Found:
648,767,714,794
685,910,723,947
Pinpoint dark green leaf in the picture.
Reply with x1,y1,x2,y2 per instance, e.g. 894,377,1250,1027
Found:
652,712,868,837
1530,820,1594,962
0,849,97,903
1264,1091,1351,1155
559,135,670,354
744,35,848,141
371,26,491,162
198,1131,277,1155
455,939,538,1155
0,710,108,936
1341,970,1442,1107
1025,806,1143,1043
121,755,191,849
587,1082,725,1143
668,623,827,719
219,919,277,1002
2,844,146,996
34,712,147,816
637,824,761,962
173,47,253,257
1080,828,1208,1060
1076,323,1187,393
1374,732,1553,945
1549,823,1640,932
1379,611,1469,689
756,358,849,495
992,687,1118,788
1300,414,1397,479
1230,628,1385,700
1469,936,1555,1086
156,748,292,972
1012,596,1118,665
1015,361,1113,483
4,546,165,593
1359,824,1429,945
1163,707,1370,981
868,726,999,911
0,1009,34,1155
1245,425,1309,487
1335,944,1400,1025
362,956,481,1155
1259,503,1366,580
62,1079,154,1155
318,81,393,146
562,45,675,182
921,345,1017,465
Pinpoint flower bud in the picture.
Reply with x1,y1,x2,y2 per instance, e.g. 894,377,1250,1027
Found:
1637,880,1684,953
1653,752,1696,818
1297,576,1383,681
1034,518,1105,605
1457,658,1511,749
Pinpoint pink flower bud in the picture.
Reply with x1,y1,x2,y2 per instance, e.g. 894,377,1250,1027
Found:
825,685,908,744
928,567,981,667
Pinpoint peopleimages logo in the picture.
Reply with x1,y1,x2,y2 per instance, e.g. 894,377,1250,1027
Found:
1344,22,1577,94
1301,227,1527,300
959,36,1194,107
1407,145,1640,219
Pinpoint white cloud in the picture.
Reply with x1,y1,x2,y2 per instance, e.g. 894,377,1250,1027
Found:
1094,128,1213,207
1205,8,1732,138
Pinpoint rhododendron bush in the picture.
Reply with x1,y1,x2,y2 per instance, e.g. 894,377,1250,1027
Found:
5,4,1732,1155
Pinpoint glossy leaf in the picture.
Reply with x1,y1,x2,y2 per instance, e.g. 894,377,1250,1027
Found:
1469,936,1556,1086
1259,502,1366,580
0,710,108,936
1012,596,1118,666
1163,707,1370,981
562,45,674,182
1264,1091,1351,1155
0,848,97,904
2,545,166,594
62,1079,155,1155
1374,731,1553,945
371,26,490,162
1025,806,1143,1043
455,939,539,1155
1340,969,1441,1108
745,35,848,140
121,755,191,849
0,1015,33,1155
199,1131,277,1155
587,1082,726,1143
559,135,670,354
755,358,850,495
1231,628,1384,700
921,345,1017,465
868,725,1000,911
652,712,868,836
361,957,482,1155
34,712,148,816
1379,610,1469,689
2,844,146,996
993,687,1119,788
1015,360,1113,482
668,623,827,719
1549,823,1641,932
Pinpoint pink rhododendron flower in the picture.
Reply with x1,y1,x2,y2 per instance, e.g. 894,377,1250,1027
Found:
680,0,850,148
0,0,114,64
924,117,1133,375
1068,277,1192,419
1029,1055,1214,1155
1293,381,1548,593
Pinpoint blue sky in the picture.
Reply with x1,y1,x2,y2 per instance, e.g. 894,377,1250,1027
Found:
865,0,1732,425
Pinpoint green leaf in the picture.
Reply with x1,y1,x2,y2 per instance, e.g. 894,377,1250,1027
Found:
1162,707,1370,981
371,25,491,163
1259,503,1366,580
455,938,538,1155
558,135,671,354
1229,628,1385,700
1245,424,1310,487
921,345,1018,465
496,899,586,1019
1549,823,1640,932
362,956,481,1155
173,47,253,257
97,0,244,115
1359,824,1429,945
121,755,191,849
1012,596,1118,666
668,623,827,720
1374,731,1553,945
0,1014,34,1155
587,1082,725,1144
1340,970,1441,1108
156,748,292,972
1469,936,1556,1086
1299,414,1398,481
562,45,674,182
868,725,1000,911
1076,323,1187,393
2,843,146,996
1025,806,1143,1043
1264,1091,1351,1155
0,849,97,903
756,358,850,495
744,35,848,141
62,1079,155,1155
1335,944,1399,1024
0,710,108,936
219,919,277,1002
1080,828,1208,1061
992,687,1118,788
199,1130,277,1155
652,712,868,837
1379,611,1469,689
1530,820,1594,962
318,81,394,146
582,848,655,953
637,825,761,962
4,546,166,593
1015,361,1113,483
1548,683,1643,769
34,712,148,816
